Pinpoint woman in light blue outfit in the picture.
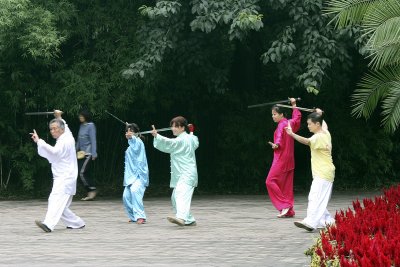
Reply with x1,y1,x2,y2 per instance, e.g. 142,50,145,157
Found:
123,123,149,224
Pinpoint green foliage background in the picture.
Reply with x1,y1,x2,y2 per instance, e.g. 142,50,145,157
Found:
0,0,398,198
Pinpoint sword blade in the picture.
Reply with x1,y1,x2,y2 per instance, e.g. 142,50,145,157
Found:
247,97,301,109
105,110,127,125
25,111,54,115
276,104,315,113
139,127,172,135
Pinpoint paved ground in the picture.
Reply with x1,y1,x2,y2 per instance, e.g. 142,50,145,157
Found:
0,191,380,267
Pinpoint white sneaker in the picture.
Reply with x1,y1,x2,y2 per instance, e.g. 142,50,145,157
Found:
81,191,97,201
167,216,185,226
277,208,290,218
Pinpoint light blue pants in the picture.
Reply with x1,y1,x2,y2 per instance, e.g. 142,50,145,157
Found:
172,181,196,224
123,179,146,221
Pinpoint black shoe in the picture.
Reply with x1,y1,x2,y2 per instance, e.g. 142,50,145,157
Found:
35,220,51,232
66,225,85,229
294,221,314,232
167,216,185,226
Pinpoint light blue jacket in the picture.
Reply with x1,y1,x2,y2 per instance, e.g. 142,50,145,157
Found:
153,132,199,188
124,137,149,187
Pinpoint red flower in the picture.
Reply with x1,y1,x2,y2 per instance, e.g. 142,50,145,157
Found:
310,184,400,267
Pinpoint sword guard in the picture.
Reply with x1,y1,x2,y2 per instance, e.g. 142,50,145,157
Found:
188,124,195,134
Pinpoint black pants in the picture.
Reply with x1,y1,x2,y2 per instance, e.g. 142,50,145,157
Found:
78,156,96,192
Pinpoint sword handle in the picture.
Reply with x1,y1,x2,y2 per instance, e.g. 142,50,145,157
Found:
188,124,195,134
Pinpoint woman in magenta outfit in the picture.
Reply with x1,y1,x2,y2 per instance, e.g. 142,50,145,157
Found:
266,98,302,218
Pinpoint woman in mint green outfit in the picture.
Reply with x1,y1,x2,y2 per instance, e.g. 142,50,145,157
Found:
152,116,199,227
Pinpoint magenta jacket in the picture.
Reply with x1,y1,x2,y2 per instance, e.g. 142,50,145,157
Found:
270,108,302,173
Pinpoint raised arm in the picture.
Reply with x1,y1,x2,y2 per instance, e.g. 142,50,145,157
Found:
322,120,328,132
192,135,199,150
314,108,328,132
290,109,302,132
153,134,183,153
126,128,139,147
127,134,143,155
289,98,302,132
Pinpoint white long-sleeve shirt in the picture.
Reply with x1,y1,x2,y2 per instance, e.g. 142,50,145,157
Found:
36,122,78,195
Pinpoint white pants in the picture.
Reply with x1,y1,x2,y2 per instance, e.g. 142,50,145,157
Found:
172,181,195,224
303,177,335,229
43,181,85,231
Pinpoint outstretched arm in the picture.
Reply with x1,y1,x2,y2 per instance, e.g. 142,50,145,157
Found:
151,125,183,153
289,132,310,146
31,128,64,163
153,134,183,153
285,122,310,145
37,140,64,160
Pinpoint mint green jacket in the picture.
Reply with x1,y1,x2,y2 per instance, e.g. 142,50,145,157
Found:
153,132,199,188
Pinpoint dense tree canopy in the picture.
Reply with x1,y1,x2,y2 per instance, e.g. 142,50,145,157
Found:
325,0,400,133
0,0,398,198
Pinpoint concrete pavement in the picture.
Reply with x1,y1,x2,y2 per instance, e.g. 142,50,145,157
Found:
0,192,379,267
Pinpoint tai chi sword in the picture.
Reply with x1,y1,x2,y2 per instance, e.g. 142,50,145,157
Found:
25,111,61,115
140,124,195,135
276,104,315,113
105,110,172,134
138,127,172,135
105,110,127,125
247,97,301,109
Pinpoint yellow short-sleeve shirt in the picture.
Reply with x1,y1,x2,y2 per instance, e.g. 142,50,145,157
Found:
308,131,335,182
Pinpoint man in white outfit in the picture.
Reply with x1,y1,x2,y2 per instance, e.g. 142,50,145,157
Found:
31,111,85,232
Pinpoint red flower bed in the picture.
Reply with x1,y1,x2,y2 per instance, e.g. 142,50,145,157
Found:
308,184,400,267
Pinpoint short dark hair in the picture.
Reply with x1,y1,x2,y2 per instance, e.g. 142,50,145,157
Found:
126,122,145,140
126,122,140,133
170,116,189,133
307,112,323,125
271,105,286,117
79,110,93,122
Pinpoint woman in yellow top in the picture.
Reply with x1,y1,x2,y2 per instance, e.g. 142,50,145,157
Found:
285,108,335,232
